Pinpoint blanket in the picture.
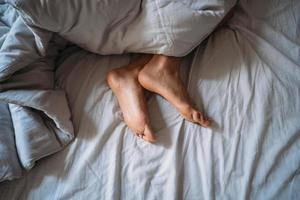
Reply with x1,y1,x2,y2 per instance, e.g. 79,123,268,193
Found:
0,0,235,182
0,4,74,181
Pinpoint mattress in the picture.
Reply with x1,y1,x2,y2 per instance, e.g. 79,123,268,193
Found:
0,0,299,199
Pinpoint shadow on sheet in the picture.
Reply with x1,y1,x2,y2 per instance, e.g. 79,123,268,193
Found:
0,0,300,199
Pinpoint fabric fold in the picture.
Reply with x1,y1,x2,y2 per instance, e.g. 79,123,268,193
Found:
9,104,63,170
0,102,22,181
0,3,74,182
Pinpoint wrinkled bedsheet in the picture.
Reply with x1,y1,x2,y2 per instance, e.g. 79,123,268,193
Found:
0,0,235,182
0,0,299,199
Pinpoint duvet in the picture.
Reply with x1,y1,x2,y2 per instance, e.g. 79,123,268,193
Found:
0,0,235,182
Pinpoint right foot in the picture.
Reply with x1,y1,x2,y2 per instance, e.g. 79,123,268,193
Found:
138,55,212,127
106,56,156,142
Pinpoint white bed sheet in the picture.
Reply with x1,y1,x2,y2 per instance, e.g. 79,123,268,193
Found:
0,0,300,199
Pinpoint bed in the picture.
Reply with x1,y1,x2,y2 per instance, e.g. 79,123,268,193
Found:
0,0,299,199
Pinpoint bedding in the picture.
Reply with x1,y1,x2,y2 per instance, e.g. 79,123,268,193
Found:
0,0,235,182
0,0,299,199
8,0,236,56
0,4,73,181
1,0,300,199
0,103,22,181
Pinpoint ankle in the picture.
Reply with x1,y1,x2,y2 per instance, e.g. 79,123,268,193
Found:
151,55,181,73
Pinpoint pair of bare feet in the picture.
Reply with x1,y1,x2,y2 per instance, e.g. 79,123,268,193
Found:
107,54,211,143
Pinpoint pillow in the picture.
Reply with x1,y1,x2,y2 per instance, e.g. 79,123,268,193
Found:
8,0,236,56
0,102,22,182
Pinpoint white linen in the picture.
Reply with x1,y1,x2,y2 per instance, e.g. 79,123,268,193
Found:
9,0,236,56
0,0,299,199
0,3,74,180
0,103,22,181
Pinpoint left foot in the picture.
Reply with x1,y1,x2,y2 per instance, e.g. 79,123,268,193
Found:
138,55,212,127
106,55,157,142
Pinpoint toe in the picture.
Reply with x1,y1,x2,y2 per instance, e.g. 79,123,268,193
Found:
193,111,212,128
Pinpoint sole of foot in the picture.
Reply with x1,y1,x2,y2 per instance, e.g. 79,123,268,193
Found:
106,56,157,142
138,55,212,128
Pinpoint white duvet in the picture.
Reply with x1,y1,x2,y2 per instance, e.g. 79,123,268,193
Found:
8,0,235,56
0,0,234,182
0,0,299,199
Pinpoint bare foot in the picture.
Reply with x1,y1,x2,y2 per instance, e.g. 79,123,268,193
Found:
106,55,156,142
138,55,212,127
